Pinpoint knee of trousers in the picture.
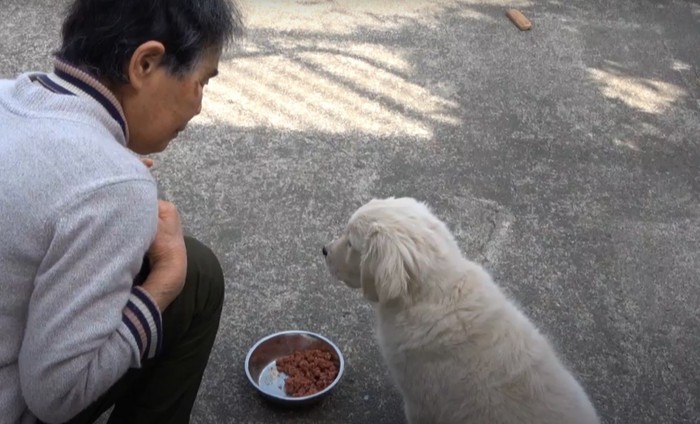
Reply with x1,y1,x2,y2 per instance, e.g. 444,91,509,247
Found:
183,236,225,316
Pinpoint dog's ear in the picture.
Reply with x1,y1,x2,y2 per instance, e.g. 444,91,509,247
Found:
360,269,380,303
360,223,416,303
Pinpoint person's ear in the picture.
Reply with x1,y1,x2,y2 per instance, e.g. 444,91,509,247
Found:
126,41,166,90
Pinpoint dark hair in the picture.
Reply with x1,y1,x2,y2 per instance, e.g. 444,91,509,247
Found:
57,0,245,83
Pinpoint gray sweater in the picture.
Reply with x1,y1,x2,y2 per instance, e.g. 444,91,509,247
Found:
0,61,162,424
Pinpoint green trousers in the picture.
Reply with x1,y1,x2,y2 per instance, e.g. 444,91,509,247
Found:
57,236,225,424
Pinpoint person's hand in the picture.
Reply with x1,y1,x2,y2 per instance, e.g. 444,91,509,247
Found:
141,200,187,311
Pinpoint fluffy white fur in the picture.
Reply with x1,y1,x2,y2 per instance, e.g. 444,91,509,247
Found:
324,197,600,424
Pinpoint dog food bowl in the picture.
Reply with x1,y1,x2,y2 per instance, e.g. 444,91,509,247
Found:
244,330,345,407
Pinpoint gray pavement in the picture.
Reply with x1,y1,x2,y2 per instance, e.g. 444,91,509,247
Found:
2,1,699,423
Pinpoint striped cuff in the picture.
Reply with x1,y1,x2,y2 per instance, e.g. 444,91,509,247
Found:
122,286,163,360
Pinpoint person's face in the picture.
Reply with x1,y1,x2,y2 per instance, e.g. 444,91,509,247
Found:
116,42,221,154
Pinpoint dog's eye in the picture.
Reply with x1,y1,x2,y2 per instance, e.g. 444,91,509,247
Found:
347,240,352,248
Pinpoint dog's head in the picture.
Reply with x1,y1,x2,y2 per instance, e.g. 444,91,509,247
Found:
323,197,454,304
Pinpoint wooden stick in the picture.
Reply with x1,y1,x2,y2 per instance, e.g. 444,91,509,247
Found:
506,9,532,31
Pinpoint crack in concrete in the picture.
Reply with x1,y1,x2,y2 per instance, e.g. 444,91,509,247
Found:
473,200,508,266
477,211,499,265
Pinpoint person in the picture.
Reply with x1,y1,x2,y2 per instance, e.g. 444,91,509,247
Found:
0,0,245,423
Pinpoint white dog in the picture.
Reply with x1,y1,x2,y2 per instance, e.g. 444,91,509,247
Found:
323,197,600,424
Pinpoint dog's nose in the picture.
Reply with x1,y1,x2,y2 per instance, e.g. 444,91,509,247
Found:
322,246,328,257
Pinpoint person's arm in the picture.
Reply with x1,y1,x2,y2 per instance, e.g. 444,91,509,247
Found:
18,179,163,423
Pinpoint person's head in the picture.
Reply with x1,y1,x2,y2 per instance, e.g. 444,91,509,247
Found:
57,0,245,154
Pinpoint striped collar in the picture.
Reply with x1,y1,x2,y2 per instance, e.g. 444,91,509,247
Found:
29,59,129,143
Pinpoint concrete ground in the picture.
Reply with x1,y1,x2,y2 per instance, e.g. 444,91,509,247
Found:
2,0,699,423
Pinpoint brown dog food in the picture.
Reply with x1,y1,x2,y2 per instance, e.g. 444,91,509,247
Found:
276,349,339,397
506,9,532,31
